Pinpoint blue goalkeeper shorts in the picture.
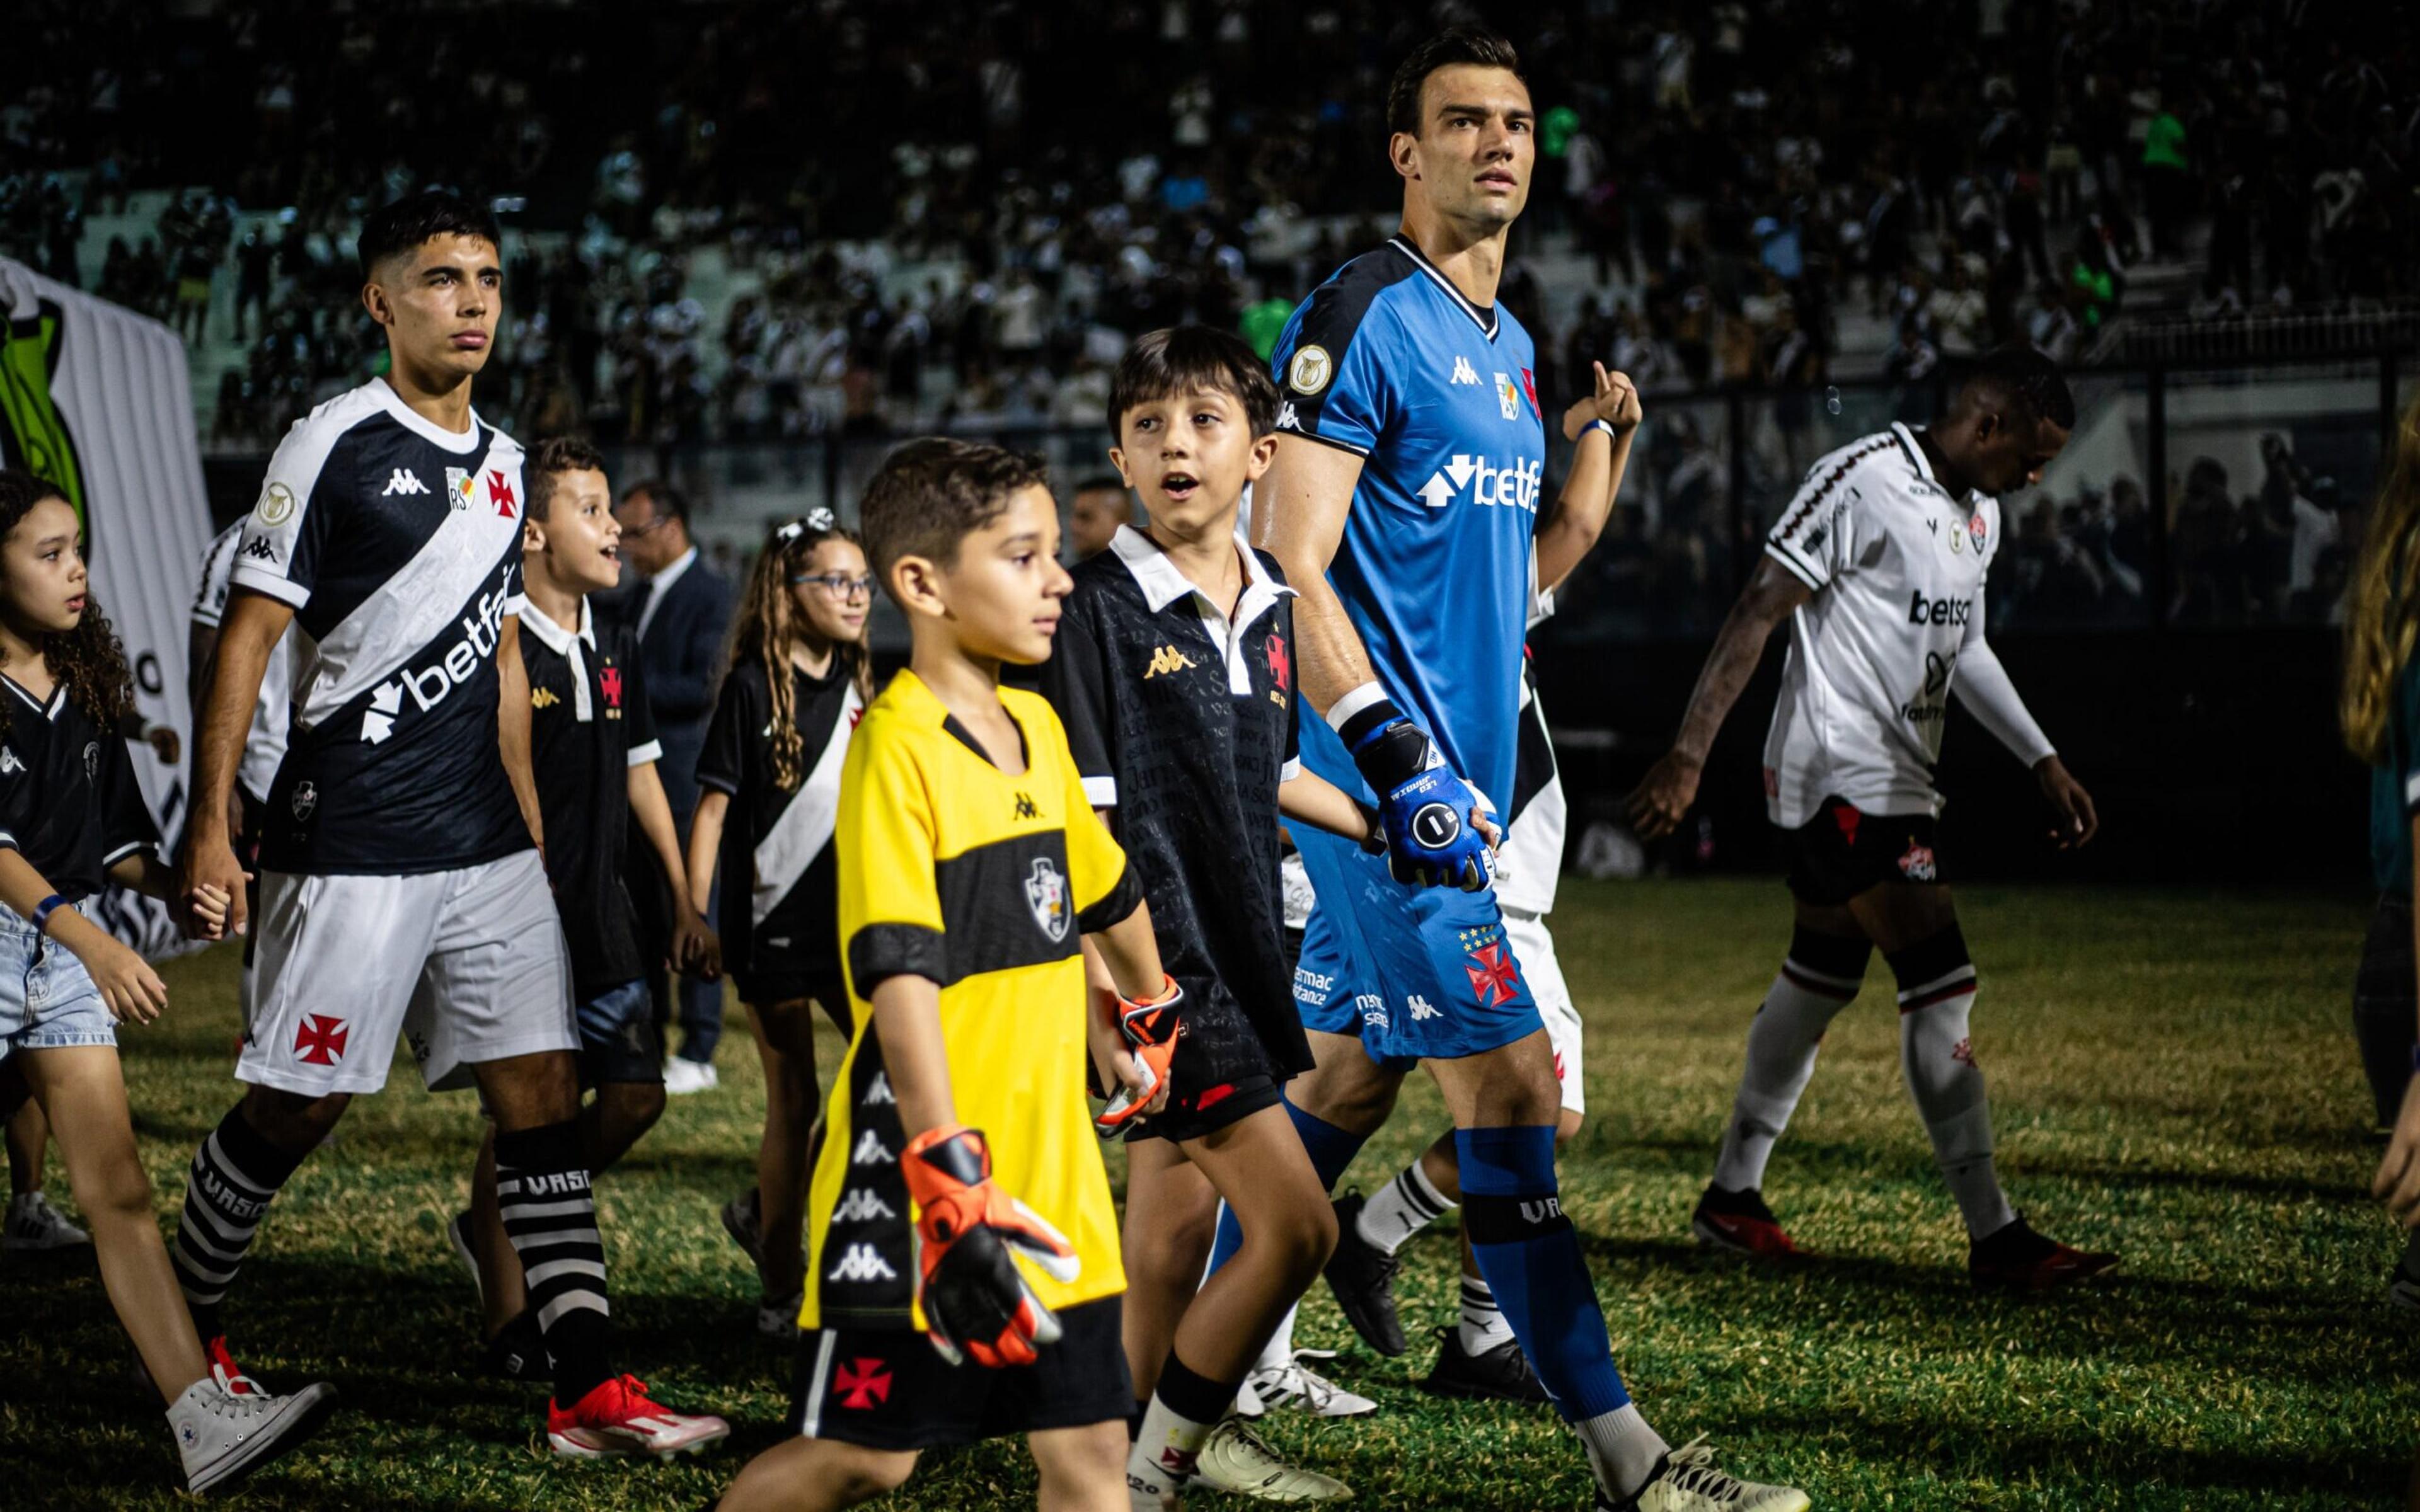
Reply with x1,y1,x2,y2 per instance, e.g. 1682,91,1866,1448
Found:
1289,825,1542,1067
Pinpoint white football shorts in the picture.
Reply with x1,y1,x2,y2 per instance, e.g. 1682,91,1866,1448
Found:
1502,907,1583,1116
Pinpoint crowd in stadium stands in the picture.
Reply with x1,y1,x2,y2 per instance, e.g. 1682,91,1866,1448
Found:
0,0,2402,634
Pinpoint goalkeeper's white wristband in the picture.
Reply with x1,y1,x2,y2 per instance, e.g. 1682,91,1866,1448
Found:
1327,681,1393,735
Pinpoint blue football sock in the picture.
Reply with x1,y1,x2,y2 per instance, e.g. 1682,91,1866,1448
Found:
1206,1096,1366,1276
1457,1125,1630,1421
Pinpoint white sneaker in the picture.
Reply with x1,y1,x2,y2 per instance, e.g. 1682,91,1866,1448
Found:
1242,1349,1376,1419
1190,1416,1351,1503
1596,1436,1809,1512
664,1058,718,1096
758,1292,801,1341
170,1373,337,1496
3,1190,91,1251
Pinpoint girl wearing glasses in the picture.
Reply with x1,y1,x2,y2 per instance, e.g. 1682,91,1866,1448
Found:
688,512,875,1336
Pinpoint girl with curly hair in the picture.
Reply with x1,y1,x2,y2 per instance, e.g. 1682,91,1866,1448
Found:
0,469,332,1491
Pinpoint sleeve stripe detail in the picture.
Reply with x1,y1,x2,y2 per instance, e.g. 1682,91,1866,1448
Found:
228,571,310,609
1081,775,1118,808
1280,757,1303,784
1076,862,1144,936
1770,435,1896,544
1763,542,1824,592
626,740,664,768
846,924,948,999
0,831,18,850
696,773,740,796
1274,427,1371,459
102,840,151,867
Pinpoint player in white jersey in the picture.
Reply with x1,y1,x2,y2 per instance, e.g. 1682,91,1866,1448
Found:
1630,347,2117,1292
169,192,725,1458
190,521,295,1012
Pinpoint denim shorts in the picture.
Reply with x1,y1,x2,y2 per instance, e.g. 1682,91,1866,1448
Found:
0,905,115,1061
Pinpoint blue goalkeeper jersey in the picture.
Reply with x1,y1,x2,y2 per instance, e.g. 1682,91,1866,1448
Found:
1269,236,1546,810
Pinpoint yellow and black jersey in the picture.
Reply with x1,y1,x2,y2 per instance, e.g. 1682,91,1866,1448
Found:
802,670,1143,1332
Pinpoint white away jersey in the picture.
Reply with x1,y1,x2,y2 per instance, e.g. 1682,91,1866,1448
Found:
195,522,295,806
232,380,531,875
1761,423,2005,827
1494,576,1564,916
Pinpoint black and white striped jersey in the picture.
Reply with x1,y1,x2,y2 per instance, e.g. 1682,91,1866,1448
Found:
193,522,295,808
0,677,159,902
232,379,532,875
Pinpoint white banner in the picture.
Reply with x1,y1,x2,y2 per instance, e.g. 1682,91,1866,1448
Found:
0,258,212,956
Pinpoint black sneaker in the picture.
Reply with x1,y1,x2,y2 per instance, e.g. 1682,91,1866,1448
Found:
721,1187,766,1273
480,1309,550,1382
1969,1213,2119,1293
1322,1194,1407,1357
1419,1327,1548,1404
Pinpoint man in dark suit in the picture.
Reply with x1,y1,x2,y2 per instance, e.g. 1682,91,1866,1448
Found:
612,479,735,1094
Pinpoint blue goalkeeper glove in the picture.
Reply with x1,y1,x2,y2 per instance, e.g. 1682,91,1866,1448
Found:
1341,696,1492,891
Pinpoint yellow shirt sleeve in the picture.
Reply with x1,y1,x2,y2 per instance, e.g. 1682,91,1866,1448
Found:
837,711,945,998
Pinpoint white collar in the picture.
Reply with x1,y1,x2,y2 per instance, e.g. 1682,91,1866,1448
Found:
1108,524,1296,620
518,594,595,655
1390,234,1501,341
1891,421,1937,486
371,377,483,454
649,544,701,597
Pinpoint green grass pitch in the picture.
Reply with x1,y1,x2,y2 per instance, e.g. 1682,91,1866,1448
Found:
1,878,2407,1509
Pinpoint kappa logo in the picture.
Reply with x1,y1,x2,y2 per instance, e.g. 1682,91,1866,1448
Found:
362,567,515,745
1025,857,1070,942
0,747,21,776
1276,400,1300,432
833,1188,898,1223
292,781,316,822
861,1071,895,1107
382,468,429,496
1415,454,1541,512
826,1243,899,1284
1449,355,1478,386
1407,994,1441,1021
81,741,97,783
293,1014,349,1066
241,536,279,561
1012,791,1039,820
851,1130,896,1166
1144,644,1196,679
834,1357,893,1409
1495,371,1519,421
1898,838,1937,881
531,687,561,709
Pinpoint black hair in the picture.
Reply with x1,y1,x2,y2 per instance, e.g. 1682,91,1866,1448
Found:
1961,345,2077,431
621,478,691,525
355,190,502,278
1107,326,1279,440
1386,28,1526,137
525,437,607,524
0,470,132,734
860,438,1051,592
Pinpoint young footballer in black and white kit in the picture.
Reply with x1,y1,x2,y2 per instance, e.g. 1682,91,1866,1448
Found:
1629,347,2119,1291
450,437,720,1378
687,512,871,1336
168,192,725,1457
1040,329,1402,1509
0,469,333,1496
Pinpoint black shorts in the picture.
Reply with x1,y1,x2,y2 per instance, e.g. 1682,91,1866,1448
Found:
734,968,852,1034
1780,799,1944,907
1127,1071,1281,1144
790,1297,1131,1451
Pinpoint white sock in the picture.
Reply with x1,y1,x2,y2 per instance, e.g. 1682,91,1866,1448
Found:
1356,1158,1456,1256
1897,976,2017,1239
1456,1272,1512,1355
1127,1377,1224,1504
1574,1402,1670,1500
1712,966,1857,1192
1250,1302,1299,1375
